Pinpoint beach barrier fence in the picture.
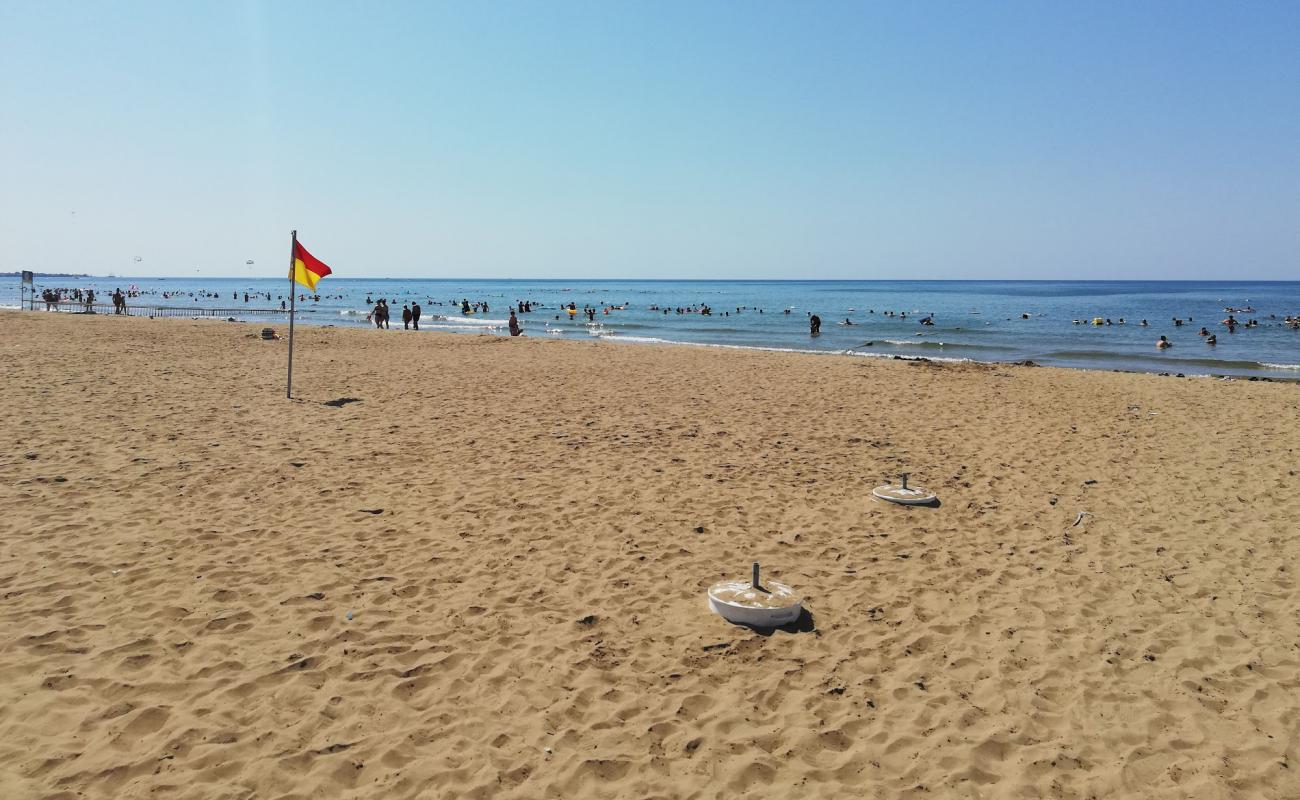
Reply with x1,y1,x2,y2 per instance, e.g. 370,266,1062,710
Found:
29,301,291,318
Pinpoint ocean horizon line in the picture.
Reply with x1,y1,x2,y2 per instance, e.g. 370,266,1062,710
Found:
17,275,1300,285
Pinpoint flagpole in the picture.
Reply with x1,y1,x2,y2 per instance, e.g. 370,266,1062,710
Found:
286,229,298,399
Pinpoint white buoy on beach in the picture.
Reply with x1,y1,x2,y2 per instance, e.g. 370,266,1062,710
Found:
708,563,803,627
872,472,938,505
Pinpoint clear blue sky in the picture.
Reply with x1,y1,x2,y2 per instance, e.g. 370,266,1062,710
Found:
2,1,1297,279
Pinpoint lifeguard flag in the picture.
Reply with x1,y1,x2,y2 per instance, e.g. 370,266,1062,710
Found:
291,240,332,291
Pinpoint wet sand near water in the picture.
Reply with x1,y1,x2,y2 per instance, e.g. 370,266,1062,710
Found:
1,309,1298,799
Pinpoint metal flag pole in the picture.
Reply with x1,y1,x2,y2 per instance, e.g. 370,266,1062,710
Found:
286,229,298,399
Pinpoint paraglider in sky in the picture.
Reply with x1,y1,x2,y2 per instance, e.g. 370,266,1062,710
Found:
134,256,143,262
246,259,254,265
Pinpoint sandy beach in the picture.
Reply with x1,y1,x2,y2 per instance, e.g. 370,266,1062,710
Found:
1,308,1298,799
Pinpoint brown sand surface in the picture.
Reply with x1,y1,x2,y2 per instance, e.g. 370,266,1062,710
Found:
1,309,1298,799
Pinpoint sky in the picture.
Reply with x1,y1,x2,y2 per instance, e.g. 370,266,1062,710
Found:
1,1,1298,280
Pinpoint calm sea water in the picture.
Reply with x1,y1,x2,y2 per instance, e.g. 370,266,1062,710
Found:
9,277,1300,379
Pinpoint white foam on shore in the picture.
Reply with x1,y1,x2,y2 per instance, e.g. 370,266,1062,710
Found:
592,333,674,345
589,330,977,363
844,350,972,364
424,322,504,332
1261,362,1300,371
593,332,841,357
433,315,510,327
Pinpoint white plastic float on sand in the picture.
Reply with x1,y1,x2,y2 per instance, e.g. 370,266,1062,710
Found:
872,472,938,505
708,563,803,627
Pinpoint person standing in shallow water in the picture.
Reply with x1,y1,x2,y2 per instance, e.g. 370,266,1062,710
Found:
411,302,421,331
809,314,821,335
402,304,412,330
508,310,522,336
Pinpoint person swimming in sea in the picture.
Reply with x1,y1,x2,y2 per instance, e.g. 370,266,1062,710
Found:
1157,335,1173,349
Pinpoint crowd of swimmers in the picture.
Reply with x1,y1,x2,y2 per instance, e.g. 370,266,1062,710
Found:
356,297,541,335
37,286,130,314
644,304,768,317
1071,312,1297,348
234,291,343,304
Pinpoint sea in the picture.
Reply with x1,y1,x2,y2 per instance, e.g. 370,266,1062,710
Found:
8,277,1300,380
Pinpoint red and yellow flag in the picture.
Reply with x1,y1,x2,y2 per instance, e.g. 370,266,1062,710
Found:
291,240,333,291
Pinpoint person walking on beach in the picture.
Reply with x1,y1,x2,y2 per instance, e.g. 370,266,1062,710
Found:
411,302,421,330
508,310,522,336
810,314,821,335
402,304,412,330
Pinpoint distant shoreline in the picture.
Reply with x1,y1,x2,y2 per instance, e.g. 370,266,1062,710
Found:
0,272,93,278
